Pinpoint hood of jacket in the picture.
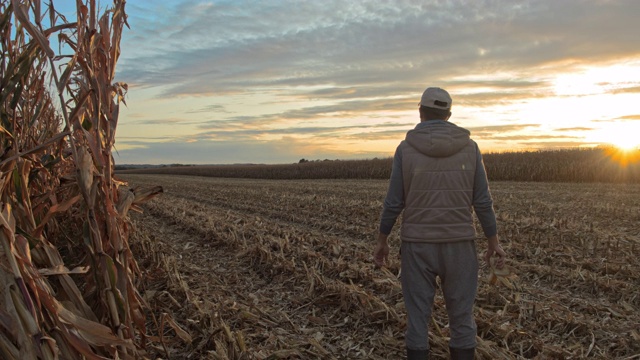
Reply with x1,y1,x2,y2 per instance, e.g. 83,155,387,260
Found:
405,120,471,158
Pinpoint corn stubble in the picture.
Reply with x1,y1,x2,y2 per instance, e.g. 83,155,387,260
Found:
1,1,160,359
123,175,640,359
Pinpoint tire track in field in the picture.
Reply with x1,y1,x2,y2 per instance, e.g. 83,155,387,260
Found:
151,188,399,295
141,182,409,307
135,190,408,359
126,174,383,242
125,175,403,295
144,189,404,306
134,200,312,355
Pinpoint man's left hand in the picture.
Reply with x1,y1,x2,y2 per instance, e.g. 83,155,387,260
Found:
373,233,390,268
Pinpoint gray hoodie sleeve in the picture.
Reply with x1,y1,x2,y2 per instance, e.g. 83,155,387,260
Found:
379,145,405,235
472,144,497,237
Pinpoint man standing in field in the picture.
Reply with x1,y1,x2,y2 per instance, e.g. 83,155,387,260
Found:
373,87,506,360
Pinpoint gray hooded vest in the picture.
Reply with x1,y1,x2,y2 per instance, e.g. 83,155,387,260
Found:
399,121,478,243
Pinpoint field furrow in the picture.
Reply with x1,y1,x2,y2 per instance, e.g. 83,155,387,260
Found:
136,186,411,358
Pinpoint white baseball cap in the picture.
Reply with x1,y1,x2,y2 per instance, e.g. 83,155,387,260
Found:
419,87,452,110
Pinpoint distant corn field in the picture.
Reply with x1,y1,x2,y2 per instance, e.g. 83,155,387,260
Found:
119,147,640,183
483,147,640,183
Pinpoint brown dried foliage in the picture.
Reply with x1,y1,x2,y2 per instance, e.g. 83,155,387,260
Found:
1,1,160,358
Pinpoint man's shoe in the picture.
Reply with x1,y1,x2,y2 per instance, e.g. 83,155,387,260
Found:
406,347,429,360
449,346,475,360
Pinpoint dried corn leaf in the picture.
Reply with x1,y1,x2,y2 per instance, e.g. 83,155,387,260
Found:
52,299,133,349
162,313,192,344
38,265,89,276
10,0,54,58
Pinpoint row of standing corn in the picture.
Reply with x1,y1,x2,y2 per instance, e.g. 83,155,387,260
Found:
1,1,160,358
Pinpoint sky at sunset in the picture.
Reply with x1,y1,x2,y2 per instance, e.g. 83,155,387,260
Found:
81,0,640,164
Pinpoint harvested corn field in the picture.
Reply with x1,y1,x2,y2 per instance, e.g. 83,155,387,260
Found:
123,174,640,359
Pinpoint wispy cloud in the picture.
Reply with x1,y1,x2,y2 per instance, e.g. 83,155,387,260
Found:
186,104,230,114
192,122,414,141
493,134,581,141
127,118,200,126
555,127,595,131
616,115,640,121
467,124,540,136
592,115,640,123
519,141,598,148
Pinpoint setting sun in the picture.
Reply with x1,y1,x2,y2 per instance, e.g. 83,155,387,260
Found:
587,122,640,152
589,122,640,166
615,138,640,152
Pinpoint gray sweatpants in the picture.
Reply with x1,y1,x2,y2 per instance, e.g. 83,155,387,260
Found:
401,240,478,350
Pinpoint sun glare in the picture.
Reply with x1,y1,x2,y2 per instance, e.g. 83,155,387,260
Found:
590,122,640,152
614,138,640,152
600,124,640,152
587,122,640,166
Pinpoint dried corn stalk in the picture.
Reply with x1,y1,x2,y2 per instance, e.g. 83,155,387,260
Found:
0,1,160,358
